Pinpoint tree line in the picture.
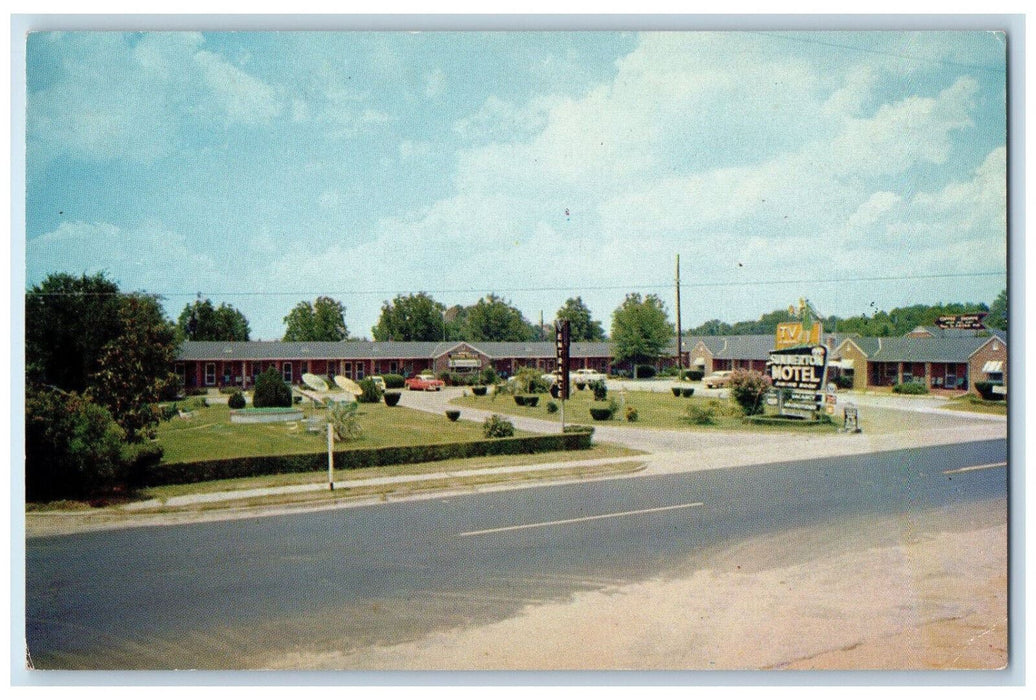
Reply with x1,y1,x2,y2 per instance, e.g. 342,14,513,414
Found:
687,291,1006,338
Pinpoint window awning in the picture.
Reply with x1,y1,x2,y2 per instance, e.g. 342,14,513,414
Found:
983,361,1003,373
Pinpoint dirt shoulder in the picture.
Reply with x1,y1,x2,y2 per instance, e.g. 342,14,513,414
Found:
263,499,1007,671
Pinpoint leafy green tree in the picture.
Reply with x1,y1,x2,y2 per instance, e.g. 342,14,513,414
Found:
252,367,293,407
372,292,446,341
556,297,606,341
177,299,251,341
988,289,1007,331
26,272,123,392
89,294,179,442
283,296,349,341
462,294,537,342
611,293,674,376
25,385,125,502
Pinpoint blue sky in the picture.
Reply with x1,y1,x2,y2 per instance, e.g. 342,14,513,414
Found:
23,30,1007,340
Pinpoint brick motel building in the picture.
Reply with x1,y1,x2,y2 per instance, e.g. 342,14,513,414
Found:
175,327,1006,397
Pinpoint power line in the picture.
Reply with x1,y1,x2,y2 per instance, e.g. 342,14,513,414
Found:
24,270,1007,298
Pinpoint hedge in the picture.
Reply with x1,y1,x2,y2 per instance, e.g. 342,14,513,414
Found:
139,432,594,487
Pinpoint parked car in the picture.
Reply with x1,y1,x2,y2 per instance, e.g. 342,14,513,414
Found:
370,376,386,392
571,368,607,384
404,374,445,391
700,372,733,387
703,370,733,388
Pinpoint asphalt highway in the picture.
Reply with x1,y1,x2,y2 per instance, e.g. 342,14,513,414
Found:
25,438,1006,669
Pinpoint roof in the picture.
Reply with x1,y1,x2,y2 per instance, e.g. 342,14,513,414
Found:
176,340,614,362
907,326,1008,341
837,335,1004,363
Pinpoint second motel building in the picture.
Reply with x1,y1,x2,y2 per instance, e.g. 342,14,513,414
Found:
176,327,1006,396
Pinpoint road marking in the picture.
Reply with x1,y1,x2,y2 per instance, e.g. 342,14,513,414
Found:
458,502,704,537
942,462,1007,475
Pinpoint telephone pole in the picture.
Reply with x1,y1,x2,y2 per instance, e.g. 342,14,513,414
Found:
675,254,683,375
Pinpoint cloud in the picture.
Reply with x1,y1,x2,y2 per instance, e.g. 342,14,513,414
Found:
27,32,283,167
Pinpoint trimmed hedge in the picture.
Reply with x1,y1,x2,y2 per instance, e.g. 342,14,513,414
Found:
382,374,406,389
139,432,594,487
892,382,929,395
383,391,401,406
681,388,695,397
589,406,614,421
445,410,461,422
974,381,1005,401
472,385,488,396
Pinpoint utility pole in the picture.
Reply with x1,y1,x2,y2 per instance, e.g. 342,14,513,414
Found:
675,254,683,376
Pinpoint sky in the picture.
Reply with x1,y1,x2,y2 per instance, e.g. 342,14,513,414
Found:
22,29,1008,340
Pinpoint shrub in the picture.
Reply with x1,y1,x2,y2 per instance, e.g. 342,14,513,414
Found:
514,395,528,406
445,410,461,422
253,368,293,408
892,382,929,395
635,364,657,379
686,370,705,381
974,381,1004,401
227,391,246,409
357,378,383,403
382,374,406,389
383,391,401,406
119,441,164,488
25,386,125,501
512,367,550,394
479,367,499,386
482,414,515,438
625,406,639,422
685,402,717,425
546,400,559,414
522,395,540,407
472,385,488,396
590,380,608,401
589,400,615,421
329,401,362,441
728,369,772,416
834,375,854,390
681,388,695,398
672,387,682,397
563,424,594,436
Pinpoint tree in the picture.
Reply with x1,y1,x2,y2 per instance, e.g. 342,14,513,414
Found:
89,294,179,442
728,369,772,416
461,294,538,342
26,272,123,392
988,289,1007,331
611,293,674,377
372,292,446,341
252,367,293,407
25,385,125,502
283,296,349,341
177,299,250,341
556,297,606,341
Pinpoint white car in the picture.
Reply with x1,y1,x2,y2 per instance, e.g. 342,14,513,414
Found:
704,370,733,388
571,368,607,384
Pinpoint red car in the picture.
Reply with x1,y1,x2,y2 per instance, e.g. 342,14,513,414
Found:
405,374,445,391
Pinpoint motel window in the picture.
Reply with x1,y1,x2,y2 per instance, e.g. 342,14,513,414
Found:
356,364,365,380
204,363,216,386
282,362,293,383
174,363,186,386
390,361,398,374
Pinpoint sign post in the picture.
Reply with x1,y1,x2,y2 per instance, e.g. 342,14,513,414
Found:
327,422,335,490
554,320,571,431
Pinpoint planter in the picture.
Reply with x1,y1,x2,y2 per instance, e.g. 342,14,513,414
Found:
383,391,401,406
229,407,303,424
445,410,461,422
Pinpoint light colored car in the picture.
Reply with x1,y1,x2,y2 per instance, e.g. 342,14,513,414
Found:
571,368,607,384
703,370,733,388
370,376,386,392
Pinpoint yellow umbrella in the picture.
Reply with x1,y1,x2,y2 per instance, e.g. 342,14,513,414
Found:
302,373,329,392
334,375,363,396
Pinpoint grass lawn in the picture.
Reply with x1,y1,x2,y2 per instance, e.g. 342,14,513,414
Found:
943,396,1008,415
156,401,533,464
452,388,838,433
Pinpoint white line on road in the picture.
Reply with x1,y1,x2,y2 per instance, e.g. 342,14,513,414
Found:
942,462,1007,475
458,502,704,537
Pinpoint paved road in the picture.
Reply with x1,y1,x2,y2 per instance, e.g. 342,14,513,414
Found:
25,438,1006,669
